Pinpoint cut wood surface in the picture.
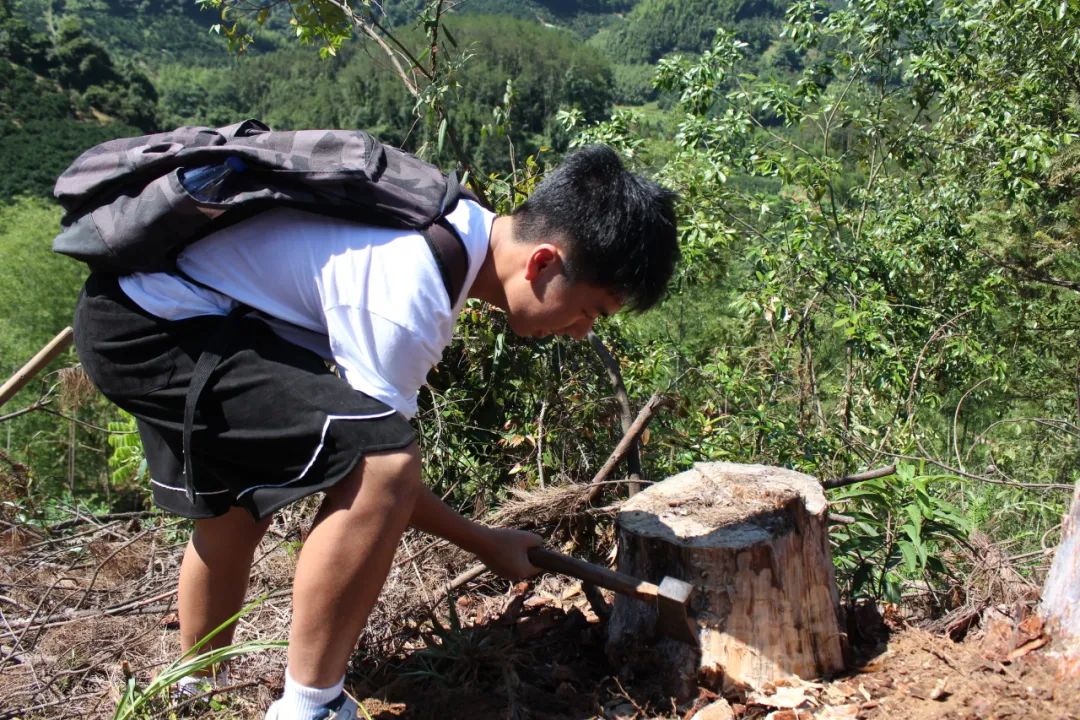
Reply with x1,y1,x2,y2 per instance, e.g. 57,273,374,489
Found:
608,462,847,698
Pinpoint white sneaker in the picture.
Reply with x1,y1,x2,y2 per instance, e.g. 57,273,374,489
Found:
171,666,230,703
264,692,359,720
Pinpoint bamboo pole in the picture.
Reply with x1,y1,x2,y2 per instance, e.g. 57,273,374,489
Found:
0,327,74,409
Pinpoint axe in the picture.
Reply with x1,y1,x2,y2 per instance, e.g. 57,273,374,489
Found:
527,546,698,646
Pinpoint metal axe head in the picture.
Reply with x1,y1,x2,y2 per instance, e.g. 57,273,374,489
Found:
656,576,698,646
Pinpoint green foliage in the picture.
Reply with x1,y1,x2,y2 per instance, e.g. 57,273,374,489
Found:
112,595,286,720
829,464,971,602
45,18,159,128
0,0,50,71
107,411,147,486
570,0,1080,599
405,595,516,689
417,305,627,508
611,62,658,104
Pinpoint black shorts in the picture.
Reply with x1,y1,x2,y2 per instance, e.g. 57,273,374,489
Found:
73,273,416,521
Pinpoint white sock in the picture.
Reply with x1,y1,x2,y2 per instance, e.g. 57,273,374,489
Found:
279,668,345,719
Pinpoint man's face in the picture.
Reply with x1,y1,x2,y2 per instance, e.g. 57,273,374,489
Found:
504,243,623,340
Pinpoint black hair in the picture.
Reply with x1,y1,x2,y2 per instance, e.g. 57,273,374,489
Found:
511,145,680,312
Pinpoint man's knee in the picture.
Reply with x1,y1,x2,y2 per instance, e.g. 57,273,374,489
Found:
191,506,271,559
325,442,421,514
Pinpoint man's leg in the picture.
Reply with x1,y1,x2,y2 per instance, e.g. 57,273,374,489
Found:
287,443,422,686
178,505,274,654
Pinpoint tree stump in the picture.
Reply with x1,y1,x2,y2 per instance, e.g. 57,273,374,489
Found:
607,462,847,698
1040,479,1080,673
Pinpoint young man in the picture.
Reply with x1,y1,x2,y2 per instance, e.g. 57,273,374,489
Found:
73,143,679,719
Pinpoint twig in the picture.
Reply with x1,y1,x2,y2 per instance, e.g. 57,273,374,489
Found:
0,573,65,672
582,392,671,506
822,464,896,490
424,562,489,613
587,332,644,495
581,582,611,621
953,379,992,472
0,399,53,423
21,520,123,550
0,690,105,720
71,528,152,612
536,398,547,488
849,440,1073,490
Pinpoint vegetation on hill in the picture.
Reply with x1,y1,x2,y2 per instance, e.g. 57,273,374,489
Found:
1,1,152,199
153,13,613,171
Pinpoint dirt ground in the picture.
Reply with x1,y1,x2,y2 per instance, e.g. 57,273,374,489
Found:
2,511,1079,720
348,580,1080,720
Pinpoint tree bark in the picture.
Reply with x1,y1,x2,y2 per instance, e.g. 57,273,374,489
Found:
607,462,847,698
1040,479,1080,671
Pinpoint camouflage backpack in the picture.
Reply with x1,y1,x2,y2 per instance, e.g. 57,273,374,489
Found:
53,119,475,304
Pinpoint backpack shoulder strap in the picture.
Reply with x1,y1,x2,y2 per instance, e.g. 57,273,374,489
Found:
423,178,488,307
423,218,469,307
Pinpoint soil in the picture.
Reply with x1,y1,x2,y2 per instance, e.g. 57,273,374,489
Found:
2,513,1078,720
348,582,1080,720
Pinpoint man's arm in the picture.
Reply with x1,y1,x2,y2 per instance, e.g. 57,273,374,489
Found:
409,484,541,580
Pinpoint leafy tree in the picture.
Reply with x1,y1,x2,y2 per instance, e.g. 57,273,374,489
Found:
573,0,1080,586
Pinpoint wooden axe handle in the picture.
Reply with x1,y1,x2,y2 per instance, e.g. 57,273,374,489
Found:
527,546,658,604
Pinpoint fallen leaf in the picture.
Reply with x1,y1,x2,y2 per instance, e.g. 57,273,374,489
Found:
515,607,561,641
1017,612,1044,640
691,698,734,720
748,685,813,709
822,681,859,705
763,711,810,720
929,678,950,701
814,705,860,719
560,581,582,602
523,595,551,610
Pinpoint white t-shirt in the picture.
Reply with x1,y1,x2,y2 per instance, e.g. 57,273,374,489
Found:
118,199,493,419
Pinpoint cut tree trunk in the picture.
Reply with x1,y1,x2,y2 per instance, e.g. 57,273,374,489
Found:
1040,479,1080,671
607,462,847,698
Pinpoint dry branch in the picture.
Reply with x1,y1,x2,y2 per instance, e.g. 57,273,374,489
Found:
582,392,670,506
822,464,897,490
587,331,644,495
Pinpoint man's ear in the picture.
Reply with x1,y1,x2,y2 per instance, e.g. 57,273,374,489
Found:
524,244,562,282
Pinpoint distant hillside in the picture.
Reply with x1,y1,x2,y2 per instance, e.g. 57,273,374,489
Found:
10,0,236,65
590,0,786,65
1,1,148,199
378,0,637,37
